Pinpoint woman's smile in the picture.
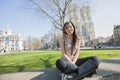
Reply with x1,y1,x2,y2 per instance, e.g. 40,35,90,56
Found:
65,23,74,35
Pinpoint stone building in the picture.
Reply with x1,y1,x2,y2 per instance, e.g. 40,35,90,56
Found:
113,25,120,46
0,28,24,53
93,37,111,46
68,3,95,47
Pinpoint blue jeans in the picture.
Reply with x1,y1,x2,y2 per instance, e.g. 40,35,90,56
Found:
56,56,100,74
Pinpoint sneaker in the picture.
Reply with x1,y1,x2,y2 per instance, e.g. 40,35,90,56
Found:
60,73,75,80
61,74,68,80
66,74,74,80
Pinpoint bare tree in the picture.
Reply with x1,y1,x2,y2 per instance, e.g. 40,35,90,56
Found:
27,35,33,50
27,0,71,30
25,0,90,30
32,38,42,50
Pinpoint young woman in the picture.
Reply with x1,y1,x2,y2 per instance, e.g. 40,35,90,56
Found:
56,21,100,79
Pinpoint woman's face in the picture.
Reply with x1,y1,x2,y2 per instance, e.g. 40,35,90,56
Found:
65,23,74,35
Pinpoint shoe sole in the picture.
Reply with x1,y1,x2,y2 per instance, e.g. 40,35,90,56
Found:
73,69,96,80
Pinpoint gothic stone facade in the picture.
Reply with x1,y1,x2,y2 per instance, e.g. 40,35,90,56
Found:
68,4,95,47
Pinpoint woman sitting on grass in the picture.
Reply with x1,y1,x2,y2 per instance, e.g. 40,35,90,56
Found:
56,21,100,79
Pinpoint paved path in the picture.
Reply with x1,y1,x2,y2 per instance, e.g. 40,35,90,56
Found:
0,57,120,80
84,57,120,80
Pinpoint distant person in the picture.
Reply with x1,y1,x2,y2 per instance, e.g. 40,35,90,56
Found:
56,21,100,79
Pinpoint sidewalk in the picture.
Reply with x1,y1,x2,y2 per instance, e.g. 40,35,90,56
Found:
0,57,120,80
84,57,120,80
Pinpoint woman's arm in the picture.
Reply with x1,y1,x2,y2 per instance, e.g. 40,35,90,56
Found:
60,37,73,63
72,39,80,63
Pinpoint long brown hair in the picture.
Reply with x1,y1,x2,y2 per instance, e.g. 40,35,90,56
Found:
62,21,79,47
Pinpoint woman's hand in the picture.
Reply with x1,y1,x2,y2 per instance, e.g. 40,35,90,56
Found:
70,55,75,61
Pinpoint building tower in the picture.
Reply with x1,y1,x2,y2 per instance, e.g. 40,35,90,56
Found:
80,4,95,46
68,3,82,39
68,3,95,47
113,25,120,46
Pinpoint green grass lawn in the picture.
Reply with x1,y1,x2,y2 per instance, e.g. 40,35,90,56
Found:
0,50,120,74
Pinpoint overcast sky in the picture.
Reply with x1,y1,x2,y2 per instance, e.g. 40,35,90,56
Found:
0,0,120,39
